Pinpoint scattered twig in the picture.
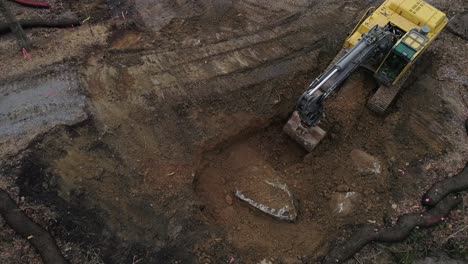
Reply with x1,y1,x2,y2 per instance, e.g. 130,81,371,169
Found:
132,255,142,264
443,225,468,244
353,255,363,264
82,16,91,24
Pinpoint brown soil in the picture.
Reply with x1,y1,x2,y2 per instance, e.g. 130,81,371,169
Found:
0,0,467,264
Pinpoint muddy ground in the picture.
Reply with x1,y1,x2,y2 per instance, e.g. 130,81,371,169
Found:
0,0,467,263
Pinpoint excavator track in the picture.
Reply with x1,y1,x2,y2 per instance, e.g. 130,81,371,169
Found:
367,66,413,114
367,84,401,114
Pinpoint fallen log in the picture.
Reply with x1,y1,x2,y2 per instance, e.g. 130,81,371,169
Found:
422,163,468,206
322,194,461,264
0,0,31,49
0,17,81,34
0,188,68,264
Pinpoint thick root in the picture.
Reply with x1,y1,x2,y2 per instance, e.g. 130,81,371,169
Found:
422,163,468,206
0,189,68,264
322,195,461,264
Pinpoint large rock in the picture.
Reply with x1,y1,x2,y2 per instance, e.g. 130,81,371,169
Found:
236,177,297,222
447,11,468,40
329,191,361,216
350,149,382,176
232,145,297,222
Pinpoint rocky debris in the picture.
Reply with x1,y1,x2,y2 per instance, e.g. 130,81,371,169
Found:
447,11,468,40
225,194,233,205
329,192,362,216
350,149,382,176
236,177,297,222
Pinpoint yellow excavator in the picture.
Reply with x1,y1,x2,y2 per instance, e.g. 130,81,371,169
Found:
284,0,448,151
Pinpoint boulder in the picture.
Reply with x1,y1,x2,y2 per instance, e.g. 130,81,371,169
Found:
350,149,382,176
232,145,297,222
447,11,468,40
329,191,361,216
236,177,297,222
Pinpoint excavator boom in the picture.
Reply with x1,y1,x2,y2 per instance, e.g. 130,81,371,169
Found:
296,26,395,127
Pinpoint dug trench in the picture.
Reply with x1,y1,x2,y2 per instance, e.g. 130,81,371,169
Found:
193,71,408,262
4,53,465,263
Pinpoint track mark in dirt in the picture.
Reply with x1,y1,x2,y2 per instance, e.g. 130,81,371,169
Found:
0,68,87,145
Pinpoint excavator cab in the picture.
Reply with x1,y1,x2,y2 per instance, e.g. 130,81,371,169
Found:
376,28,429,86
378,51,409,84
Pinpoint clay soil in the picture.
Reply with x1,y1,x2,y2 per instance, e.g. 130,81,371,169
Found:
0,0,467,264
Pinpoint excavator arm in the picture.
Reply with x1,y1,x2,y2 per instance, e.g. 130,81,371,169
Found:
297,25,396,127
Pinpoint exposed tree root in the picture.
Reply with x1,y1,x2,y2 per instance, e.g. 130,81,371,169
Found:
422,163,468,206
465,118,468,135
322,195,462,264
0,17,81,35
0,188,68,264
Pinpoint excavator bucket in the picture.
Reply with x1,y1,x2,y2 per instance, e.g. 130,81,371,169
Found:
283,111,326,152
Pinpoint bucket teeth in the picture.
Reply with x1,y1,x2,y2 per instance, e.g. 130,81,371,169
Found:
283,111,326,152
